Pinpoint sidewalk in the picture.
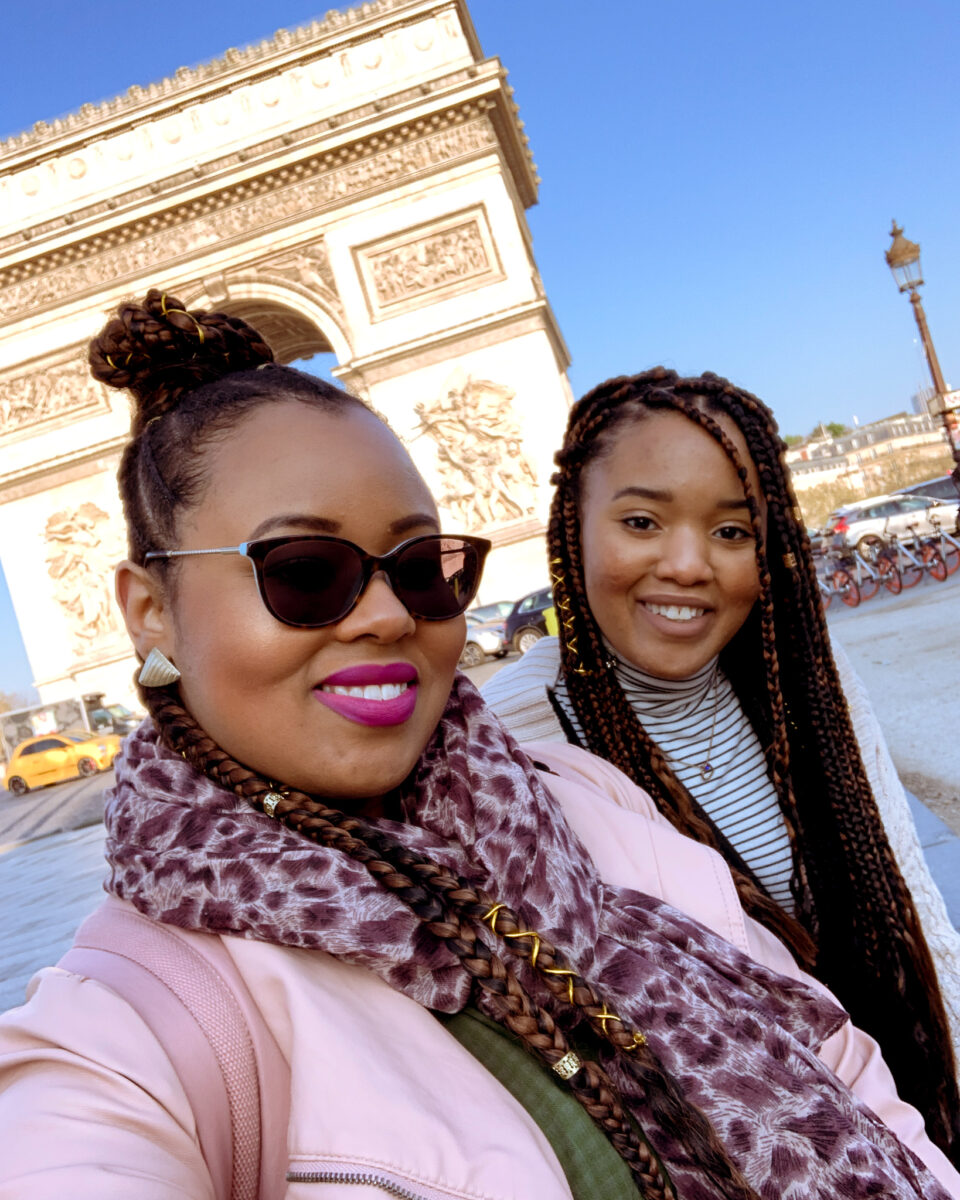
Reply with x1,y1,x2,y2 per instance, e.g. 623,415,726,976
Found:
2,797,959,1014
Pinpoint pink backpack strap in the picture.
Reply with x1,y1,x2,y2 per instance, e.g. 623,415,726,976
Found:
60,898,288,1200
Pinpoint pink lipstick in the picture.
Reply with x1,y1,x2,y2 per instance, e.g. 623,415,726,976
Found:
313,663,419,727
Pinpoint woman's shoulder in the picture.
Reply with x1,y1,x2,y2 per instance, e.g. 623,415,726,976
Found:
527,742,751,952
481,637,565,741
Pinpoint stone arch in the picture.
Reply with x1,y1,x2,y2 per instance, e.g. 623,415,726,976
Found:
0,0,571,708
182,278,352,367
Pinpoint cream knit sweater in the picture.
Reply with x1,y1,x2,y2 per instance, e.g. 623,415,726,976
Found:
483,636,960,1064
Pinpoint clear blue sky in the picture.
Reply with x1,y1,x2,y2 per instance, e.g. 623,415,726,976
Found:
1,0,958,696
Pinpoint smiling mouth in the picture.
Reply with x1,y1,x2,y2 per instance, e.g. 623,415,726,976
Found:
319,682,411,701
643,602,707,622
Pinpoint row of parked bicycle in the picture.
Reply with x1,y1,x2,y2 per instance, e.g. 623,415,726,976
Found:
817,513,960,608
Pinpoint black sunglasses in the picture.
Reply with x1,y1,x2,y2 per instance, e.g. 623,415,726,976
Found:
144,533,491,628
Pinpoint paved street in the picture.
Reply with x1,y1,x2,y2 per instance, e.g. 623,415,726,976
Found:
0,769,109,847
826,566,960,831
1,574,958,1014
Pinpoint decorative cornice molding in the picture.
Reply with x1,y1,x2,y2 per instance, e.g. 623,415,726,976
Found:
0,436,126,504
0,63,522,258
0,108,498,324
1,0,464,161
335,297,571,388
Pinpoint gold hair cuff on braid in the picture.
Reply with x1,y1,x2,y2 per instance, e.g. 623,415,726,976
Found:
160,293,206,343
552,1051,582,1080
480,904,648,1049
262,790,286,818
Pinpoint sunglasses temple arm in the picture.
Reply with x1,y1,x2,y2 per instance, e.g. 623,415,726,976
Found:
145,546,245,561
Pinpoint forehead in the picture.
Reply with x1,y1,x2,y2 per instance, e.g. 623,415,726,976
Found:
190,400,436,541
582,408,760,503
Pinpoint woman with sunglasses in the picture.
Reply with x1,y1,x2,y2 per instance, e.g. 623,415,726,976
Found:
0,293,958,1200
483,368,960,1164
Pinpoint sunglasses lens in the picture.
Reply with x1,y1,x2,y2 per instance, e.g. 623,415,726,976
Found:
395,537,484,619
260,540,361,626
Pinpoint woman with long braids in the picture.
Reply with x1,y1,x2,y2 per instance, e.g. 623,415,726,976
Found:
1,299,958,1199
484,367,960,1166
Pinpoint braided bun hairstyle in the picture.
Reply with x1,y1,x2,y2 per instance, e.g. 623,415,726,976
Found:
548,366,960,1162
97,293,762,1199
90,288,361,568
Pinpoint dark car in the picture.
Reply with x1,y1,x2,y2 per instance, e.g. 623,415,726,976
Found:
504,586,553,654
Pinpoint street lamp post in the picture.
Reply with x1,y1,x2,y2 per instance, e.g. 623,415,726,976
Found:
884,221,960,494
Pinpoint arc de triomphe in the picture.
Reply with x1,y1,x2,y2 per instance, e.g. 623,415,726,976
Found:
0,0,571,707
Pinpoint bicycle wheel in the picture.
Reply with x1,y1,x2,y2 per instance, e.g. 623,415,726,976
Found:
927,548,948,582
880,559,902,594
857,570,880,601
899,557,923,588
835,569,861,607
941,540,960,575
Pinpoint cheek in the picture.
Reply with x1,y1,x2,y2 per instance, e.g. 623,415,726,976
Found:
428,619,468,678
583,534,638,612
171,576,308,696
727,557,762,611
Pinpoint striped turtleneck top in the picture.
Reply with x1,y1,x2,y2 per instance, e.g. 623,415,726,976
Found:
553,651,797,913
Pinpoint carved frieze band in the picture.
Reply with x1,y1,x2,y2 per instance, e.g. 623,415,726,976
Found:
356,206,503,321
0,115,497,323
1,355,109,437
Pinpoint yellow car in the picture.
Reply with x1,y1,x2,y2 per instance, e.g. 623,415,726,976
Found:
4,730,124,797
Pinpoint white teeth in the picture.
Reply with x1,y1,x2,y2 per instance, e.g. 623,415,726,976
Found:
645,603,705,622
322,682,410,700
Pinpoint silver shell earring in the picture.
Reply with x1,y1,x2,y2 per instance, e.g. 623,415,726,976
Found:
138,647,181,688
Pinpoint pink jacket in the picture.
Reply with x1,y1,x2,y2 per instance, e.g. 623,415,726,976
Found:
0,742,958,1199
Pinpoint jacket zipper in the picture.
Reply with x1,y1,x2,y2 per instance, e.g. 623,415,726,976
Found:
285,1170,433,1199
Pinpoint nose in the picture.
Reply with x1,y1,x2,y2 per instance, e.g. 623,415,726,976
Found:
334,570,416,642
654,527,714,586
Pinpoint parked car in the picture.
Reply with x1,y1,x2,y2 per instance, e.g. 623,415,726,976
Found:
84,700,142,736
459,612,508,668
4,730,124,797
894,474,960,509
823,492,960,556
805,527,826,556
504,586,553,654
467,601,514,622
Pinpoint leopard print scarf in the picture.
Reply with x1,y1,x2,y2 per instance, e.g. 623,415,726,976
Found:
104,676,949,1199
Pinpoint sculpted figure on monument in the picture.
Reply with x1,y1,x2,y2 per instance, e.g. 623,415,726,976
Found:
44,503,125,649
414,370,537,530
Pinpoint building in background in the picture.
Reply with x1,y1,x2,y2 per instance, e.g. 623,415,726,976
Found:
785,412,948,492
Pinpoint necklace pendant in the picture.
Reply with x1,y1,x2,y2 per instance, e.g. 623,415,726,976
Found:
699,762,715,780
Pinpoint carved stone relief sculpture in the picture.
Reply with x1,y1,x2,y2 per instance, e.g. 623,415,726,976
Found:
356,205,502,320
1,358,107,436
414,369,538,531
369,221,488,304
44,502,127,654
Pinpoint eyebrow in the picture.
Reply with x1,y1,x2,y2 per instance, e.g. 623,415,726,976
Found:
611,486,750,510
248,512,440,539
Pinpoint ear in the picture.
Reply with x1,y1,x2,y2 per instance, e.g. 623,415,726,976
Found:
115,560,172,662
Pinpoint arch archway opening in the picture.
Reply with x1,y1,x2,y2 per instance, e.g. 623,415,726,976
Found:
222,297,333,365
